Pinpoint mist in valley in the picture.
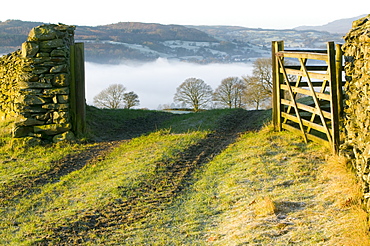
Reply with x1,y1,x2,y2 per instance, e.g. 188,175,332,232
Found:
85,58,254,109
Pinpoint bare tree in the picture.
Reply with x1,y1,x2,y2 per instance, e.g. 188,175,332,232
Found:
242,75,270,110
252,57,296,95
213,77,246,108
93,84,126,109
123,91,140,109
174,78,213,112
252,58,273,94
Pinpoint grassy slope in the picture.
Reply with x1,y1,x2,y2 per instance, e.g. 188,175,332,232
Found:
106,126,369,245
0,108,369,245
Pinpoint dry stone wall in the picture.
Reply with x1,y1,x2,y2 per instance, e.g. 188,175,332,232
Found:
0,24,76,142
341,14,370,211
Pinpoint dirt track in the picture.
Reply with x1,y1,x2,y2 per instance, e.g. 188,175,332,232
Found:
33,110,268,244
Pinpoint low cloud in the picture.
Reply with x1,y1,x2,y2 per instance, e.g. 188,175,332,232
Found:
85,58,253,109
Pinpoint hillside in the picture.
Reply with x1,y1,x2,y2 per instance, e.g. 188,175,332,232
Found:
294,14,367,34
1,19,347,64
188,25,344,49
76,22,218,43
0,20,44,53
0,108,369,245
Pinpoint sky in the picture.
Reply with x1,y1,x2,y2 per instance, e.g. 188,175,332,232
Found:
1,0,368,29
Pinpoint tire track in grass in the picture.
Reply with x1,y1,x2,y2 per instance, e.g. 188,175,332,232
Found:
40,110,269,245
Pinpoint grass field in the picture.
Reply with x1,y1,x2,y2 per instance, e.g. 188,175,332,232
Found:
0,107,369,245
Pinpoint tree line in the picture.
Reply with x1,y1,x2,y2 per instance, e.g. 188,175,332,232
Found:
93,58,273,111
172,58,273,111
93,84,140,109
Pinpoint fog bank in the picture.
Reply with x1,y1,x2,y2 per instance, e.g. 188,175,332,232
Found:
85,58,253,109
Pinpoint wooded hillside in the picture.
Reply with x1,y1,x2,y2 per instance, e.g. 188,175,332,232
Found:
0,19,344,64
76,22,217,43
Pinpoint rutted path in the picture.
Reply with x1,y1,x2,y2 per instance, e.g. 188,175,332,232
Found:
0,112,174,204
39,110,267,244
2,109,368,245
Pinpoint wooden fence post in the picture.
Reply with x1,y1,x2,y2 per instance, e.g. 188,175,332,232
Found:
272,41,284,131
335,44,344,119
70,43,86,137
328,42,340,153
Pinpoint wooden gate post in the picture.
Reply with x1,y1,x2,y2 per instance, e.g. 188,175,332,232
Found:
328,42,341,153
335,44,344,120
70,42,86,137
272,41,284,131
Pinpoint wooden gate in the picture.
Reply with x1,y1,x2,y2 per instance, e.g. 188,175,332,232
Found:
272,41,344,153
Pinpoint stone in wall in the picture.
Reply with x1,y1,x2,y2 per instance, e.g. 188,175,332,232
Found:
341,14,370,211
0,23,77,142
0,50,31,119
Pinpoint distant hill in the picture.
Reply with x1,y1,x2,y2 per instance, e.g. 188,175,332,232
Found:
294,14,367,34
188,25,344,49
0,17,361,64
74,22,227,63
76,22,218,43
0,20,268,64
0,20,44,53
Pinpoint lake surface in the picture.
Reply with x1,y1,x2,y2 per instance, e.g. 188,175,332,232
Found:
85,58,254,109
